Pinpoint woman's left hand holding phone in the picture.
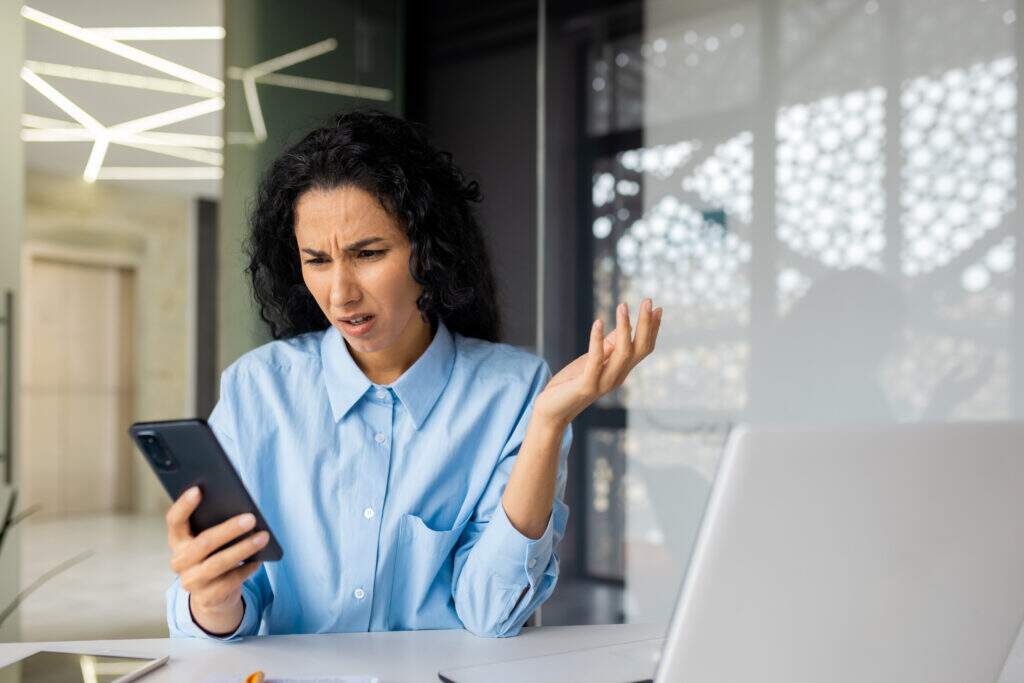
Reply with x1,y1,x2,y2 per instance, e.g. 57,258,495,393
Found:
166,486,268,636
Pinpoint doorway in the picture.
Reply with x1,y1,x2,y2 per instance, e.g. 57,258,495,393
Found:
19,244,136,516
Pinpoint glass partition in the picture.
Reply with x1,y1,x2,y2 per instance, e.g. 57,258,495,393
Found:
542,0,1022,630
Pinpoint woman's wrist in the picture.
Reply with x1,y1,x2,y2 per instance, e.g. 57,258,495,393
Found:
500,412,567,539
525,412,570,447
189,593,245,636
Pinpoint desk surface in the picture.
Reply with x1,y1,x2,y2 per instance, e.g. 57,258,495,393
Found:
0,623,664,683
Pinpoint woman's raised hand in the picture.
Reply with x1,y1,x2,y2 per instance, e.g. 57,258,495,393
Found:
165,487,268,635
534,298,662,427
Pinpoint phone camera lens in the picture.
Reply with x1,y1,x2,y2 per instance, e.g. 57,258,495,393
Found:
138,432,176,471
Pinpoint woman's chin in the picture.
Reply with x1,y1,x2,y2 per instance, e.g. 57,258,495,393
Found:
337,326,385,354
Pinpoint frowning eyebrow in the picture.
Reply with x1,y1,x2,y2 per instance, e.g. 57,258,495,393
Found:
300,237,386,257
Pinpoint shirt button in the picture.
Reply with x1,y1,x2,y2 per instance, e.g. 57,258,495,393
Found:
528,558,538,569
374,433,386,444
354,588,366,600
375,389,387,400
363,507,375,519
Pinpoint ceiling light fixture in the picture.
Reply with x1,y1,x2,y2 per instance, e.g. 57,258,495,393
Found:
228,38,339,142
253,72,392,101
22,67,223,181
22,113,82,129
21,66,111,181
108,97,224,136
22,115,224,149
115,130,223,149
97,166,224,180
118,141,222,165
83,134,109,182
84,26,225,41
21,6,224,94
224,38,395,143
20,129,225,152
21,67,103,134
21,127,223,164
21,8,391,179
23,60,217,97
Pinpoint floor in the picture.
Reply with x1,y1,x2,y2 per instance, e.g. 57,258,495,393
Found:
18,514,173,642
14,514,622,643
539,578,624,627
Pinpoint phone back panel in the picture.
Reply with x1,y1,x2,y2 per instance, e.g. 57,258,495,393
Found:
129,418,282,562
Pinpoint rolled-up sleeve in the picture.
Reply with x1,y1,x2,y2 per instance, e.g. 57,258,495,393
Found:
451,362,573,637
165,365,274,640
166,574,266,640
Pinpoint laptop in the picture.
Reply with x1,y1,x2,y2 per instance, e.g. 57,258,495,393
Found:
439,422,1024,683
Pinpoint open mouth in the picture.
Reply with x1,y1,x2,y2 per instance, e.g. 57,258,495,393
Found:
337,314,376,335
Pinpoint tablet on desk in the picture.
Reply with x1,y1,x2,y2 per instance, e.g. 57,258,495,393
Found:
0,650,168,682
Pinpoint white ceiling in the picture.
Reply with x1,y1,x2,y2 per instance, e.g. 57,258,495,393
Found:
23,0,223,198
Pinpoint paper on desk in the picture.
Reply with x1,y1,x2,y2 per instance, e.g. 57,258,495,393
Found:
206,676,379,683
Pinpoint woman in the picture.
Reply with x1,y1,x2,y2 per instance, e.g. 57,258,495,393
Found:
164,110,662,639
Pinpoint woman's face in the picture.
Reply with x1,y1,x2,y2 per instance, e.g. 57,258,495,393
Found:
294,185,426,357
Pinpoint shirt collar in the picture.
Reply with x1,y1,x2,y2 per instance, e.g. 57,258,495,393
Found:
320,320,456,429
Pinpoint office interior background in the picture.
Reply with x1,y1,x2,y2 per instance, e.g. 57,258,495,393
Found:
0,0,1021,657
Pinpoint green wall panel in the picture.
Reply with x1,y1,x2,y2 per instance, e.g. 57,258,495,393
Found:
219,0,404,371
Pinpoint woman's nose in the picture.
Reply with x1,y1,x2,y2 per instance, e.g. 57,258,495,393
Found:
328,262,360,307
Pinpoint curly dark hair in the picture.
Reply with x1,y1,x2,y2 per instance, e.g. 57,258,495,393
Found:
245,109,501,342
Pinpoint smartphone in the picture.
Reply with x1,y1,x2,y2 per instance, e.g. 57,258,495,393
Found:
128,418,283,563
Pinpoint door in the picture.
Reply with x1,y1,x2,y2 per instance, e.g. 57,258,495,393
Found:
20,253,135,516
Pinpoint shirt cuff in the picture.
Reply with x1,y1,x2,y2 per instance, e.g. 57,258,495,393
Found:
169,579,260,640
470,499,558,590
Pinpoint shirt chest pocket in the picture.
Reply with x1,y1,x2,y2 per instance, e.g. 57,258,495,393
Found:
388,513,465,631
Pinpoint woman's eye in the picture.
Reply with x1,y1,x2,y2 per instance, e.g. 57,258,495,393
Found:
304,257,327,264
358,249,385,259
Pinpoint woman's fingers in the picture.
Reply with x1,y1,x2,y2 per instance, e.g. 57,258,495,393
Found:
651,307,663,351
197,561,264,608
171,513,258,574
581,319,619,363
165,490,269,619
181,532,269,592
602,327,618,355
545,317,620,390
617,302,633,351
200,531,269,581
554,330,609,381
599,303,634,392
538,300,663,424
631,298,655,365
166,487,201,549
199,532,270,581
600,300,663,390
583,318,604,391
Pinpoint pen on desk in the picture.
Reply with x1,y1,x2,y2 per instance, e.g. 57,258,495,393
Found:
244,671,265,683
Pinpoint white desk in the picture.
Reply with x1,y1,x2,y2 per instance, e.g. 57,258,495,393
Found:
0,623,663,683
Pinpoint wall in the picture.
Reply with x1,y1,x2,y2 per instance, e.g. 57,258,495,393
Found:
219,0,404,372
24,170,192,515
421,46,539,349
407,1,540,350
0,0,24,644
406,0,594,577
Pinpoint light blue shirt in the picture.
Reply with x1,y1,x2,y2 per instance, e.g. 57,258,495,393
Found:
166,321,571,639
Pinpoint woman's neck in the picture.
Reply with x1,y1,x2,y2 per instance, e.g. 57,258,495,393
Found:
348,315,435,385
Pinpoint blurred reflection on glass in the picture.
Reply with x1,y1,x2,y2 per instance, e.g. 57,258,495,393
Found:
551,0,1021,628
